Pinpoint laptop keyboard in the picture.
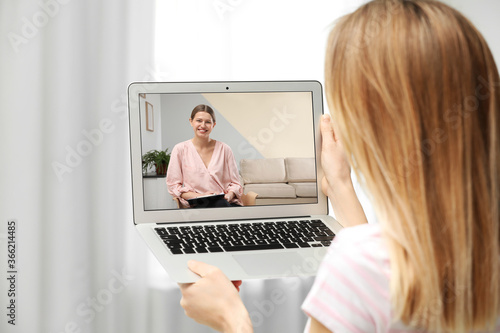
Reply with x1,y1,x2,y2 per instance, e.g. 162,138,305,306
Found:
154,219,335,255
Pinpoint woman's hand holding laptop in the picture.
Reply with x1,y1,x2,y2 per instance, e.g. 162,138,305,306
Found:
179,261,251,333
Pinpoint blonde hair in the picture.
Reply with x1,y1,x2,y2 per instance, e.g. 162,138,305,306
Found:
325,0,500,331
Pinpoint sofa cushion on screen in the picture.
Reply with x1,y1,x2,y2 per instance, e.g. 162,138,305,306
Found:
243,183,296,198
289,182,317,197
240,158,286,184
285,157,315,182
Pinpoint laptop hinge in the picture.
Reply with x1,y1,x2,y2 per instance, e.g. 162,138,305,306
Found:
155,215,312,225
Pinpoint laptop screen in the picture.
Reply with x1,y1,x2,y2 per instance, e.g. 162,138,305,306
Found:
138,91,318,211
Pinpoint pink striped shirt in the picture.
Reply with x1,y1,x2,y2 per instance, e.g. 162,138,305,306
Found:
301,223,500,332
166,140,243,208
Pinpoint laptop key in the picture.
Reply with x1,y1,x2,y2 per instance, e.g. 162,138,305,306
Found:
314,236,335,241
282,243,299,249
164,239,183,245
298,242,311,248
155,228,168,236
170,248,183,255
160,234,180,240
183,248,196,254
223,243,283,252
310,221,324,227
207,247,224,253
195,247,209,253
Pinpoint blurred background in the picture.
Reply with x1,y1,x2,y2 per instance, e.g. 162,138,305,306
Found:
1,0,499,332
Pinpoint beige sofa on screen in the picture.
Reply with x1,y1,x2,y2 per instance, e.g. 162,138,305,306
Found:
239,157,317,205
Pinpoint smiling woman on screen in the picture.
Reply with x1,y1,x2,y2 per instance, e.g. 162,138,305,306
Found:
166,104,243,208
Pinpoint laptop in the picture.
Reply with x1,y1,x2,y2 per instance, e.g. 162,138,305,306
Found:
128,81,343,283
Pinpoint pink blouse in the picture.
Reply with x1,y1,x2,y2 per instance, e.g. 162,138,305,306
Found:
166,140,243,208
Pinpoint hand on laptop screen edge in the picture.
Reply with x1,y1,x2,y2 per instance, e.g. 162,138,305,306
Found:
139,91,319,211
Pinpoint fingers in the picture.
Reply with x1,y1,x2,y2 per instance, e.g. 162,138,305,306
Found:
187,260,216,277
321,177,330,196
320,114,337,143
224,191,235,202
320,114,352,184
186,261,241,292
178,282,192,294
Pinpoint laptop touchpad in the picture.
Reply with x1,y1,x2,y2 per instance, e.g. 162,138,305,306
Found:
233,252,307,276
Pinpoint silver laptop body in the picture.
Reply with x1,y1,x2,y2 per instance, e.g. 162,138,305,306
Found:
128,81,343,283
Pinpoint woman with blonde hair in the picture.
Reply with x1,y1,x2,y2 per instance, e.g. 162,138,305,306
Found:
178,0,500,332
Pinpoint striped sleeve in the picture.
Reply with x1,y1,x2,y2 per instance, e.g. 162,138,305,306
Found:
301,224,392,333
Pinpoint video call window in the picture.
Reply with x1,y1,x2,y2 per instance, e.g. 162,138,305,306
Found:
139,92,318,210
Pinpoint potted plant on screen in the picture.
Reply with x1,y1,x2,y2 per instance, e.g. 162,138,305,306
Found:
142,148,170,176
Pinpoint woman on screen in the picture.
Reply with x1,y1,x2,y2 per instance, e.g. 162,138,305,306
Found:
166,104,243,208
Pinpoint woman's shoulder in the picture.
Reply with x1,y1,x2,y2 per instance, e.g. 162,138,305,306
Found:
332,223,383,248
325,223,389,276
302,223,392,331
214,140,233,152
176,140,192,147
172,140,192,152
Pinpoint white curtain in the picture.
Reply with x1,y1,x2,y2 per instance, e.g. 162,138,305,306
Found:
0,1,374,333
0,1,155,332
